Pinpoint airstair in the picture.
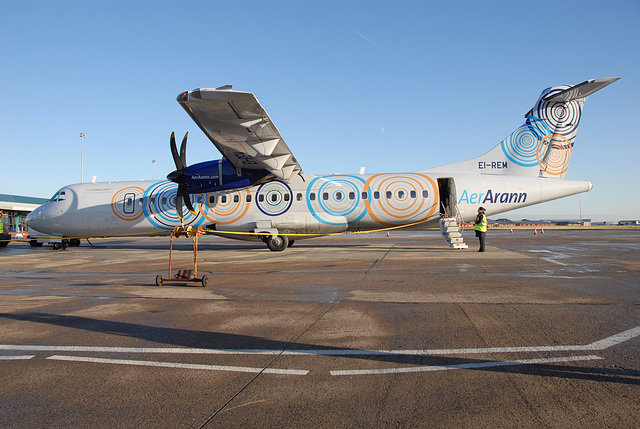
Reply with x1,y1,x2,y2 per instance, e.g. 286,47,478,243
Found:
439,217,468,249
437,178,468,249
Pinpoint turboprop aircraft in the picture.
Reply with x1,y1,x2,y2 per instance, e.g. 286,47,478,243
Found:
26,77,619,251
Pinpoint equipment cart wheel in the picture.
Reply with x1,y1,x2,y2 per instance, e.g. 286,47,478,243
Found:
201,274,210,287
155,275,163,286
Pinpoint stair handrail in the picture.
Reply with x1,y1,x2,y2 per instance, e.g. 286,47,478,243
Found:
452,198,465,233
440,201,450,219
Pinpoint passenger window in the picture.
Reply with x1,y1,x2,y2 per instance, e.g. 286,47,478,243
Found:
374,191,380,199
361,191,368,200
150,197,156,205
221,195,227,203
234,195,239,203
386,191,392,199
284,194,290,201
410,190,416,198
310,193,316,201
349,192,355,200
246,195,252,202
422,190,429,198
259,194,265,202
323,192,329,201
209,195,215,204
270,193,278,202
162,197,167,205
398,190,405,199
297,193,302,201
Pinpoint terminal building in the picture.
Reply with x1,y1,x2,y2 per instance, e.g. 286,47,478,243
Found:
0,193,49,233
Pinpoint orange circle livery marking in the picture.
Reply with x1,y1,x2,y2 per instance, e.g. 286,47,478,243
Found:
381,179,423,216
537,134,572,176
364,174,438,226
200,189,251,225
111,187,145,221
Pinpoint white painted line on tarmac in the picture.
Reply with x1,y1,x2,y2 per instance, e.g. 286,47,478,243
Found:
0,355,35,360
330,355,603,376
528,249,569,266
2,325,638,360
588,325,640,350
45,355,309,375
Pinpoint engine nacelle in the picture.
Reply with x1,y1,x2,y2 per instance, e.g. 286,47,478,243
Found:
178,159,271,193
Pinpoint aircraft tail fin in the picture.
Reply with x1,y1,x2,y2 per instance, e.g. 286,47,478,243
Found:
425,77,619,178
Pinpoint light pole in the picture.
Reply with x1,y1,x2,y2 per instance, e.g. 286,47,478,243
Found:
152,160,156,179
80,133,86,183
579,200,582,225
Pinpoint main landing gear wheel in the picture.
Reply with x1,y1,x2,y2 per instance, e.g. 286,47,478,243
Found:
52,242,67,250
29,240,44,247
266,235,289,252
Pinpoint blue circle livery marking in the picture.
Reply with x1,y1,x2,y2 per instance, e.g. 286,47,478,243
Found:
256,181,293,216
307,175,367,226
142,182,202,228
501,118,549,167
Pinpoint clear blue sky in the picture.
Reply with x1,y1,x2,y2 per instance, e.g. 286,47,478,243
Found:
1,0,638,221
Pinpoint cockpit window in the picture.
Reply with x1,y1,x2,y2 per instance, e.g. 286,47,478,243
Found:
50,191,66,202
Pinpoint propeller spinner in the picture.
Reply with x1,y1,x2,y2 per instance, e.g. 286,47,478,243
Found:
167,132,196,222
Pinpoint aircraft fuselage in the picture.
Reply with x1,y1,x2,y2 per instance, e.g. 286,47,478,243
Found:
26,171,592,241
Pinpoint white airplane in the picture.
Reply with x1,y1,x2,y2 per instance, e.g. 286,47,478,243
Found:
26,77,619,251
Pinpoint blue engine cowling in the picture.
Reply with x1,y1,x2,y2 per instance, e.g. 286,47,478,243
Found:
178,159,271,193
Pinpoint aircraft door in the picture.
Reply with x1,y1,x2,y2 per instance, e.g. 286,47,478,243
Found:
438,178,458,217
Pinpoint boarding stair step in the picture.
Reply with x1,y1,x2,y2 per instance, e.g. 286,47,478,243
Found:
439,216,468,249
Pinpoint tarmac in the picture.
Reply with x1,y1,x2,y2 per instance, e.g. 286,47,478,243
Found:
1,229,639,428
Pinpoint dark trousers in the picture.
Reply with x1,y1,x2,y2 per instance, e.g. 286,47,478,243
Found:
475,230,486,252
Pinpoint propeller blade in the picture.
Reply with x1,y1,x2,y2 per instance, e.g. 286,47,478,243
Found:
183,187,196,214
170,132,183,171
180,132,188,169
175,188,184,223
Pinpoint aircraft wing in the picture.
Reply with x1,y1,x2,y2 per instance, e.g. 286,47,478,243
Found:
177,86,302,182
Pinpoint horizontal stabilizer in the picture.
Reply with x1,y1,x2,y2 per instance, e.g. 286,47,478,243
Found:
544,77,620,102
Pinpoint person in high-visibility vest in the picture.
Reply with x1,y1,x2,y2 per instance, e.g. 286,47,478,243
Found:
0,211,4,234
474,206,487,252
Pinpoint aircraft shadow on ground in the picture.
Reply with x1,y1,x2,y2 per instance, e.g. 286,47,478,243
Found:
1,312,639,385
69,242,377,252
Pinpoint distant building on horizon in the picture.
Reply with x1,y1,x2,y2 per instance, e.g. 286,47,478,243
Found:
619,220,640,226
0,194,49,233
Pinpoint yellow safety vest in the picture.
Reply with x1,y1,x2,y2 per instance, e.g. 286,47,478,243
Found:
474,213,487,232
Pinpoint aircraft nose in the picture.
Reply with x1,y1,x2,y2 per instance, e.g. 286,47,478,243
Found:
25,203,50,233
